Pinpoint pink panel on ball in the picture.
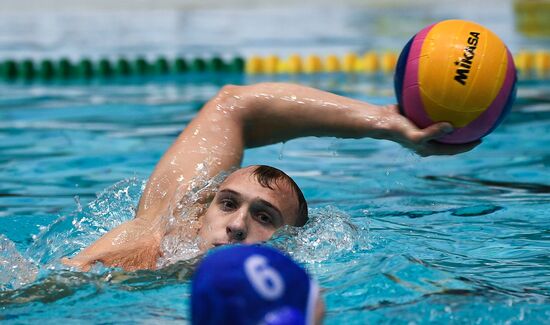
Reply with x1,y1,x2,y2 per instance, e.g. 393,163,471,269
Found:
402,24,436,129
438,49,516,144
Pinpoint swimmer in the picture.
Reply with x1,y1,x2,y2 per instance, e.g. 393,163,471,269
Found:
62,82,478,271
191,245,323,325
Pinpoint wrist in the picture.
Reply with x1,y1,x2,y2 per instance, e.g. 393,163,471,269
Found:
352,104,400,140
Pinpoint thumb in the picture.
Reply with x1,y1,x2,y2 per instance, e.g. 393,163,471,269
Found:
420,122,454,143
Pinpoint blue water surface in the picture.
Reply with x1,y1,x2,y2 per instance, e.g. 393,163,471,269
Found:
0,74,549,324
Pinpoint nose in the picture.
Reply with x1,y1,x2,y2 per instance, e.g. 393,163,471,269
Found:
226,210,248,242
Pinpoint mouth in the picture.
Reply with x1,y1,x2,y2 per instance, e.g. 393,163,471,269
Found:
212,242,229,247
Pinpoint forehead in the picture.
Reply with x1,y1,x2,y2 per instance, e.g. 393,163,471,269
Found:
219,168,299,222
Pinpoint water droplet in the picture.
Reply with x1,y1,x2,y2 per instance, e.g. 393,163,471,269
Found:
74,196,82,212
278,142,286,160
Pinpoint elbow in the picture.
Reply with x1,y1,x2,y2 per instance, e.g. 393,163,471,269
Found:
206,84,256,121
214,83,274,107
216,84,246,102
210,82,280,113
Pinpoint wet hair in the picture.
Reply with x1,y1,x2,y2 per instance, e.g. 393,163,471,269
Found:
251,165,308,227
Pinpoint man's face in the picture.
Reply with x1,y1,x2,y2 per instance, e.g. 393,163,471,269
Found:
198,167,300,250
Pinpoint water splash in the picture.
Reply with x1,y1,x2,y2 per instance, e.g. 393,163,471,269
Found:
269,206,370,264
156,169,228,269
0,163,232,291
4,174,364,292
0,234,39,290
26,178,145,269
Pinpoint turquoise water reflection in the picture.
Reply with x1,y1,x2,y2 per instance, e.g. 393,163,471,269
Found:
0,75,549,323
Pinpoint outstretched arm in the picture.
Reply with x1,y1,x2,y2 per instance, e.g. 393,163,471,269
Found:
64,82,478,270
136,82,478,222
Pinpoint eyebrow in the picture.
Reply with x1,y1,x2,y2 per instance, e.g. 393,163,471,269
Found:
218,188,284,220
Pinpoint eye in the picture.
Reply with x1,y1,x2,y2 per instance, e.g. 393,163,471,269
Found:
220,198,237,211
256,213,273,225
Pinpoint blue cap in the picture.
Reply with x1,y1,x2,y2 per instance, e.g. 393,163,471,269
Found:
191,245,318,325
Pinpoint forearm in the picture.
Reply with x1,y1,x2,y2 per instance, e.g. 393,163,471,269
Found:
227,82,396,147
63,218,162,271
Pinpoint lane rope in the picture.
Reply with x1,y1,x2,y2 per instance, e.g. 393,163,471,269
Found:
0,51,548,81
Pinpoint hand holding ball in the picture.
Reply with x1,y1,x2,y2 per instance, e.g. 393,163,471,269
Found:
394,20,517,144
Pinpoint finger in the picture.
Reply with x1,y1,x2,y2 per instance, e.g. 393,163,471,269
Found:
61,256,92,271
419,122,454,143
61,257,80,266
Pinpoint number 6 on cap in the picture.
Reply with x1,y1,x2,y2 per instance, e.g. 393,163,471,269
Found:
244,254,285,300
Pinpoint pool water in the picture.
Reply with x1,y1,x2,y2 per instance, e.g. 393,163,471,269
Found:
0,73,548,323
